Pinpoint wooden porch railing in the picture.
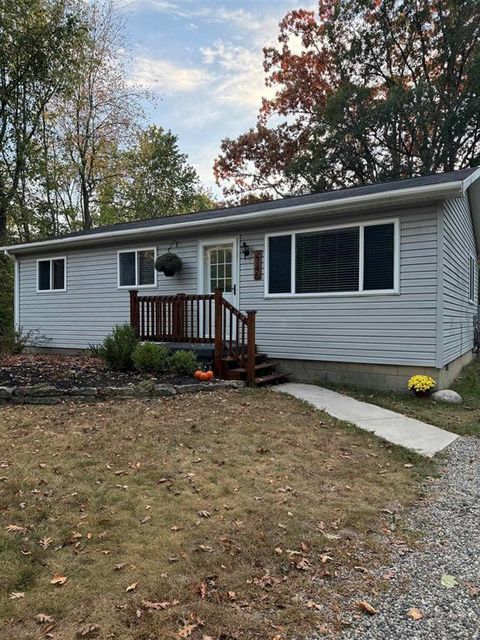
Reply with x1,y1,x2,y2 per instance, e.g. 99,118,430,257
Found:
130,288,257,385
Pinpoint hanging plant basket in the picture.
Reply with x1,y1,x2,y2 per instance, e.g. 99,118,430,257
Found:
155,252,183,277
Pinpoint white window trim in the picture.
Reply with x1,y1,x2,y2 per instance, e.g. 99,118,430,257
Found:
264,218,400,298
468,254,477,304
117,247,157,289
36,256,67,293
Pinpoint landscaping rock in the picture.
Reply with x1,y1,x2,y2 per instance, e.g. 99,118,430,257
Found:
153,384,177,396
68,387,98,397
97,386,136,398
432,389,463,404
175,383,216,394
13,384,63,397
0,387,14,399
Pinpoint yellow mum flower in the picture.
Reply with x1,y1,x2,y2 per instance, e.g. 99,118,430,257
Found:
407,375,436,393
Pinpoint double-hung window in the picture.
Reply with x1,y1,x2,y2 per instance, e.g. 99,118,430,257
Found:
37,257,66,292
118,248,156,288
267,220,398,296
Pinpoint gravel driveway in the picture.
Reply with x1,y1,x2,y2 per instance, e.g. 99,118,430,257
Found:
341,437,480,640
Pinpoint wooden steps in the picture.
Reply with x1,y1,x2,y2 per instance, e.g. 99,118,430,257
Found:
221,350,289,386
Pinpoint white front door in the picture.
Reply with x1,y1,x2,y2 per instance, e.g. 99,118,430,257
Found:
202,239,238,307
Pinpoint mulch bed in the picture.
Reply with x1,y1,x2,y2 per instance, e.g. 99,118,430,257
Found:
0,354,194,389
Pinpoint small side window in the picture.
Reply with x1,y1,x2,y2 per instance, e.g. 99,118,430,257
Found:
37,258,66,292
469,255,477,303
119,249,155,287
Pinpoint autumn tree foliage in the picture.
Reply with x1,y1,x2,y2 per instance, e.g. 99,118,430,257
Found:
214,0,480,200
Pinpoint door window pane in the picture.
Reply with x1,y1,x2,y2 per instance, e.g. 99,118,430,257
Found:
207,245,233,293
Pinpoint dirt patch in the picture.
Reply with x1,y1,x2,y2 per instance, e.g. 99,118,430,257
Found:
0,389,433,639
0,353,193,389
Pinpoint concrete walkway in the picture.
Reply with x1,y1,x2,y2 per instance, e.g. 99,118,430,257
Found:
275,383,458,457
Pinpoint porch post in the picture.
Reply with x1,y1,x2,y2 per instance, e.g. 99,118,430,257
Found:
130,289,139,337
172,293,186,342
214,287,223,377
246,310,257,386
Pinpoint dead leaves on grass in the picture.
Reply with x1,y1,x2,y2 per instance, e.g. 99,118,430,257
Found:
6,524,27,534
50,574,68,586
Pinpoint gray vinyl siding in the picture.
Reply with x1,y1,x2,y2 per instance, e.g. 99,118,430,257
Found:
17,240,199,349
441,196,478,365
240,206,438,366
18,204,439,365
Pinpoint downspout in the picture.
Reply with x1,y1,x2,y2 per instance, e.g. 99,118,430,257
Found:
3,249,19,332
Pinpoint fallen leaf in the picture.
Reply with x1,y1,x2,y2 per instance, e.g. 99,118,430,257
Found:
6,524,27,534
441,574,458,589
197,510,211,518
466,582,479,598
408,607,423,620
196,545,213,553
50,574,68,586
126,582,138,593
306,600,322,610
227,591,236,601
77,623,100,637
177,623,197,638
357,600,378,615
142,599,179,610
35,613,54,624
114,563,126,571
9,592,25,599
39,537,52,550
199,581,208,599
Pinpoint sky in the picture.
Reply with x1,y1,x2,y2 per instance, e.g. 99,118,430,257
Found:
120,0,310,196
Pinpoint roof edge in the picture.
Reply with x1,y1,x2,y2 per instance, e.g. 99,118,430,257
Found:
1,178,467,255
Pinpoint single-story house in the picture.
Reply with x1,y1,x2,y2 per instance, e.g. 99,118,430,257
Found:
2,168,480,391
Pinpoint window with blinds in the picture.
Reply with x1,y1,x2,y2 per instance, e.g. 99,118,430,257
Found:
296,227,359,293
267,221,397,295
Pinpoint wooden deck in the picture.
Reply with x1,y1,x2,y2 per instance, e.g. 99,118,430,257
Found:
129,289,288,386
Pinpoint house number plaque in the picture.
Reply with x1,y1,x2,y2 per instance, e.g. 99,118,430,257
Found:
253,250,263,280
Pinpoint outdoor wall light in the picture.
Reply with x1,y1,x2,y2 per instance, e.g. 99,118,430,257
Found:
241,241,251,258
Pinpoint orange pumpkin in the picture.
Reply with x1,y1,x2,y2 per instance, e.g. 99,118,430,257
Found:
199,371,210,382
193,369,203,380
205,370,214,380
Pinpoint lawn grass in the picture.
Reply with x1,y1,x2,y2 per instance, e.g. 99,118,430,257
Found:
323,358,480,438
0,389,433,639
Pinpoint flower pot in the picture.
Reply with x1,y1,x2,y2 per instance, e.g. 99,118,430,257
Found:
413,390,432,398
162,268,176,277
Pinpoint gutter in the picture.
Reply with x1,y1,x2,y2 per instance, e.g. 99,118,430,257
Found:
3,249,20,331
0,179,466,255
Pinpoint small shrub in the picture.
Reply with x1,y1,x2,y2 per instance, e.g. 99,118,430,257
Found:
97,324,138,371
132,342,171,374
170,350,199,376
0,326,49,355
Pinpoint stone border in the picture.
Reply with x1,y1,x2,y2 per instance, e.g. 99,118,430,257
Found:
0,380,244,405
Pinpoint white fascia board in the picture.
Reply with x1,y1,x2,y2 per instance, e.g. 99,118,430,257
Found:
1,179,465,255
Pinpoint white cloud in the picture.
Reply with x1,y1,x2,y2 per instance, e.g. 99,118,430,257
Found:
201,42,274,108
129,56,212,92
